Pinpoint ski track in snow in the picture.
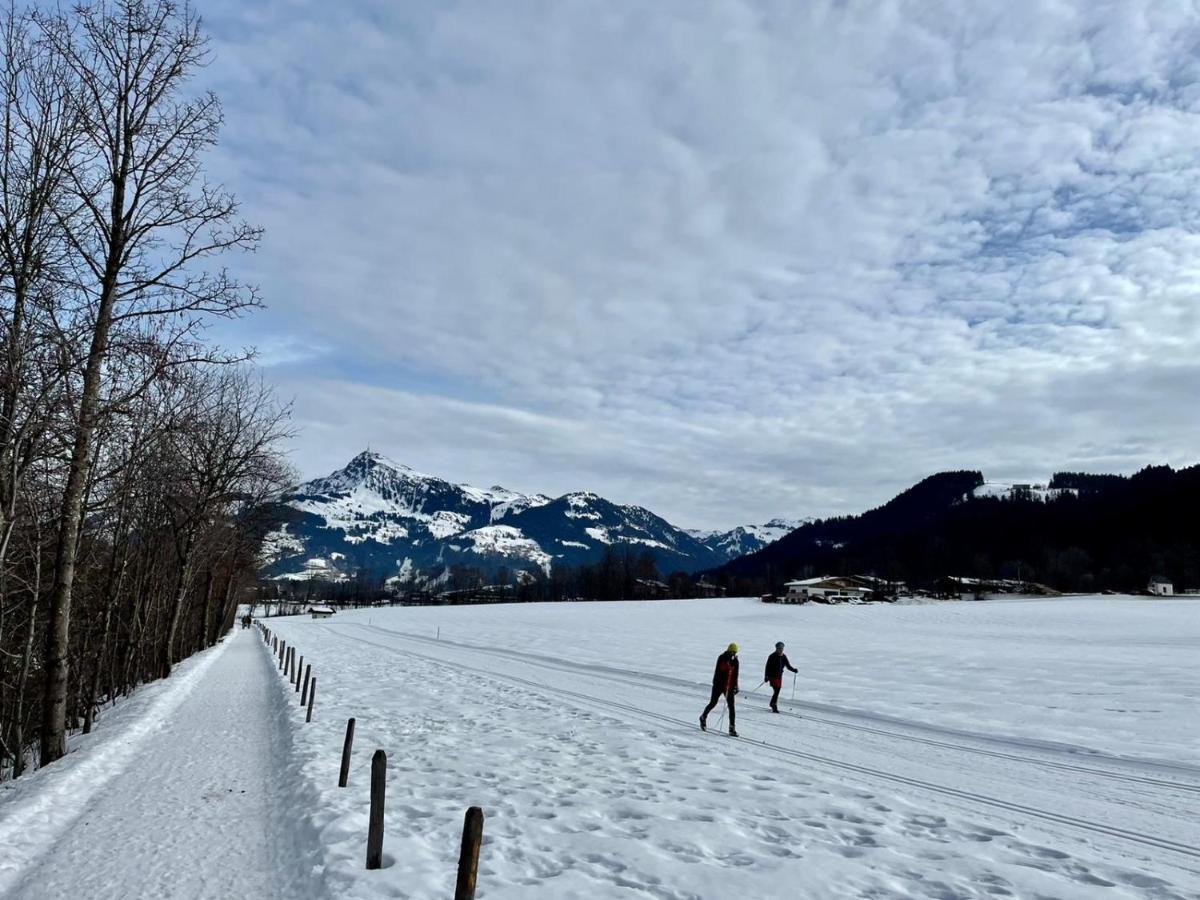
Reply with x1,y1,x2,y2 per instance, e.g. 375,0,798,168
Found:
263,598,1200,900
0,630,325,900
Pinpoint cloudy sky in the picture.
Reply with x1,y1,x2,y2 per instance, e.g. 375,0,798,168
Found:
198,0,1200,529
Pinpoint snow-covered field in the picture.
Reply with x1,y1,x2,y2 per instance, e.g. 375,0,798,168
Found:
261,595,1200,899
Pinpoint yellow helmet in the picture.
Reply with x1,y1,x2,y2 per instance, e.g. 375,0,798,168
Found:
727,642,739,653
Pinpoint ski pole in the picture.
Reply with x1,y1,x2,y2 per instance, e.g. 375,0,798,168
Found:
790,671,797,701
741,680,766,698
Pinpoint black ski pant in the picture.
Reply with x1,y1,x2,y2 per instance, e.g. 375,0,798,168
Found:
702,684,735,730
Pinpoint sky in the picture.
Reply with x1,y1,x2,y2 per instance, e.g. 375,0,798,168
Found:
196,0,1200,530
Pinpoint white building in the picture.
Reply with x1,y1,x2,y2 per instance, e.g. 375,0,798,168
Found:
1148,577,1174,596
784,576,871,603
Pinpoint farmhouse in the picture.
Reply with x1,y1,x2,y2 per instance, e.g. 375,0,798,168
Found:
308,605,335,619
1148,576,1174,596
783,576,871,604
634,578,671,600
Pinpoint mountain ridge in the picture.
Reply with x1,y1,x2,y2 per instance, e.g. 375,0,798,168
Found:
261,451,799,586
714,465,1200,594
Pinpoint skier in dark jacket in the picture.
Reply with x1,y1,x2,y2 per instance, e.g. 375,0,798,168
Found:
700,643,740,736
764,641,798,712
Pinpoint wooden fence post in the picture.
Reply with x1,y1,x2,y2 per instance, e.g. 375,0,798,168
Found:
295,655,304,690
301,664,311,706
366,749,386,870
289,649,297,683
454,806,484,900
338,718,356,787
306,677,316,722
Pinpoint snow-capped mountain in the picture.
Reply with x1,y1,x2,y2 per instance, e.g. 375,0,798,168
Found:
260,451,803,585
690,518,812,558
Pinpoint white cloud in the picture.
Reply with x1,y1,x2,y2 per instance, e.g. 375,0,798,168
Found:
199,0,1200,528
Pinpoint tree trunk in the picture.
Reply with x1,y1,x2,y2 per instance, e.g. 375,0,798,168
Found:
11,545,40,778
40,265,121,763
160,531,195,679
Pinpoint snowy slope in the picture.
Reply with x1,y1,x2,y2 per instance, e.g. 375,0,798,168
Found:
692,517,811,557
971,481,1078,502
262,595,1200,899
261,451,786,585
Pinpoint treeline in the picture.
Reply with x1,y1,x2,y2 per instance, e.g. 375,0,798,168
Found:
718,466,1200,595
0,2,287,778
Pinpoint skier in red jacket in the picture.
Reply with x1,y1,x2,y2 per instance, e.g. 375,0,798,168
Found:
700,643,740,736
764,641,798,712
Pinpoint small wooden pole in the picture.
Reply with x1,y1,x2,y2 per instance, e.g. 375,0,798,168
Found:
306,677,316,722
338,717,356,787
366,749,386,870
454,806,484,900
301,664,311,706
290,650,298,683
280,641,287,670
295,655,304,690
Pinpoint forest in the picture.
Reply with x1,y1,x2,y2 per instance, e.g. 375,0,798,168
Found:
0,2,288,778
716,466,1200,596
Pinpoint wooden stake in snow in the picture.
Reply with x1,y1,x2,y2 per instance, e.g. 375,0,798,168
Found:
366,749,386,869
306,677,316,723
295,655,303,690
301,664,311,706
454,807,484,900
338,718,356,787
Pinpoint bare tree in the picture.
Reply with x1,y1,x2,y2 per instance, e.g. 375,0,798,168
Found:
0,5,80,636
157,365,291,676
36,0,261,763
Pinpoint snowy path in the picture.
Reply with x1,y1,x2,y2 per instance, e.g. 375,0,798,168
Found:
0,630,324,900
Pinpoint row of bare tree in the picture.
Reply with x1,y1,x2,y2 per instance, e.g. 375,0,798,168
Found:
1,1,290,778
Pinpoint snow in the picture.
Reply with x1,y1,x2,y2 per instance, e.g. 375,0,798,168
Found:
260,523,307,564
624,536,672,550
564,493,603,519
424,510,470,539
257,595,1200,899
489,493,553,522
584,525,611,543
459,525,552,574
972,482,1078,502
0,631,324,899
4,598,1195,899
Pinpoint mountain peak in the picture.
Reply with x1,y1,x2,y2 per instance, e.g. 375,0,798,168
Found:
347,449,412,473
268,450,796,586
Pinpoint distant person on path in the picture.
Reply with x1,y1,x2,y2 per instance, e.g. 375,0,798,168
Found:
764,641,798,713
700,643,740,736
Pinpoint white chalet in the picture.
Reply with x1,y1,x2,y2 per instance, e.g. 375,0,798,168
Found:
1148,577,1174,596
784,576,871,603
308,605,335,619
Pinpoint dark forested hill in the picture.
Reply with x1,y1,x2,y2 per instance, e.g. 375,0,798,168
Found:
715,465,1200,594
